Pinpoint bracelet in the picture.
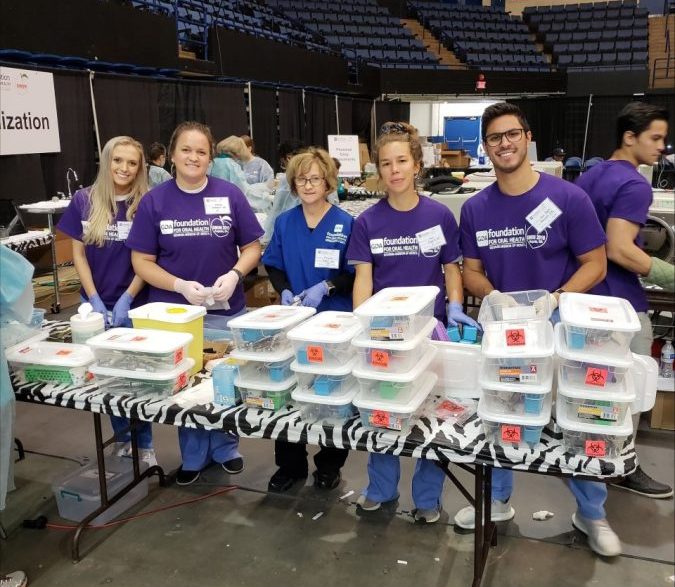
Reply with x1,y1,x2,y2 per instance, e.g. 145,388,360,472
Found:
231,268,244,283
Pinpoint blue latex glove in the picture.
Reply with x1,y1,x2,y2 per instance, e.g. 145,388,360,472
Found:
447,301,480,329
280,289,294,306
299,281,328,308
111,292,134,328
88,293,109,326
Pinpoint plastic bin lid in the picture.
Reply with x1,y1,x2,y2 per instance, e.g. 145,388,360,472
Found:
229,346,295,363
228,305,316,330
353,286,440,317
477,289,550,325
234,372,297,392
477,391,552,427
7,341,94,368
291,381,358,406
128,302,206,323
478,357,554,394
557,365,636,402
559,292,640,332
88,358,194,381
287,311,363,344
481,320,554,358
555,397,633,435
290,356,357,377
352,344,437,382
351,317,436,350
352,372,438,414
553,322,634,368
86,328,192,353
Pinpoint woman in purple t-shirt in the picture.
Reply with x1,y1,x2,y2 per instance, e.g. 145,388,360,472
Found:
346,122,477,524
57,135,155,465
127,121,263,486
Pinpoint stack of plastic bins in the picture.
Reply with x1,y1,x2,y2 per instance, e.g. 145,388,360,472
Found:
227,305,316,411
555,293,641,458
477,290,555,448
287,311,363,424
7,341,95,386
86,328,194,397
428,339,482,399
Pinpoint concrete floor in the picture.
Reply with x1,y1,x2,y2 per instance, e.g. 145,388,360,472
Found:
1,305,674,586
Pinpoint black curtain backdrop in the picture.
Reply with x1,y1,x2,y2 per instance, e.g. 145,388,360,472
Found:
199,83,248,141
374,101,411,132
278,90,305,149
337,97,354,135
352,98,373,143
250,86,278,172
93,75,161,151
304,92,337,148
158,82,206,147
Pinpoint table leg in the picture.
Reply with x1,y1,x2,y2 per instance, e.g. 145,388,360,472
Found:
46,213,60,313
473,465,497,587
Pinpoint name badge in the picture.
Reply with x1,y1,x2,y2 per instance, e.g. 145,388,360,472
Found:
204,197,230,215
416,224,446,253
315,248,340,269
117,221,132,240
526,198,562,234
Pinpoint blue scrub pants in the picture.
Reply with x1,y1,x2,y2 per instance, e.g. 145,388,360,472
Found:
179,429,241,472
492,469,606,520
110,416,153,449
364,453,446,510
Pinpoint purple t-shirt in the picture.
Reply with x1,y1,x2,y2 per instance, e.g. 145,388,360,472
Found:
575,160,651,312
125,177,263,314
460,173,606,292
57,188,146,309
346,195,462,321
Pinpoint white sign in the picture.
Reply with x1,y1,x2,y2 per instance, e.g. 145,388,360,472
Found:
0,67,61,156
327,135,361,177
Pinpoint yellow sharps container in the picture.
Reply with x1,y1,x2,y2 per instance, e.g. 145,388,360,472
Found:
128,302,206,375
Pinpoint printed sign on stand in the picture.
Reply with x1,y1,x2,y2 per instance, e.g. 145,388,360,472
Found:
0,66,61,155
328,135,361,177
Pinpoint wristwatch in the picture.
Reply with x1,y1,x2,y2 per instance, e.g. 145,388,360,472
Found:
325,280,336,297
232,268,244,283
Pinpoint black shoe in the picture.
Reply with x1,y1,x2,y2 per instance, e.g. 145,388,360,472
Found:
313,469,341,490
175,467,201,486
611,465,673,498
268,468,307,493
222,457,244,475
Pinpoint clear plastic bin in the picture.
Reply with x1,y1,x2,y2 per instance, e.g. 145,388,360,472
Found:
481,319,554,359
287,311,362,368
477,289,550,325
482,389,551,417
481,356,554,387
228,305,316,356
7,341,95,386
89,359,194,397
87,328,192,373
558,358,629,392
478,392,552,448
353,286,439,342
295,371,356,397
429,340,482,399
559,293,640,360
52,456,148,524
353,345,437,402
353,372,437,433
352,318,435,374
291,384,358,425
556,401,632,458
235,371,296,411
238,356,294,385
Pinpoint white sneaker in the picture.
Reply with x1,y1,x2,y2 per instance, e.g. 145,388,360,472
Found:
1,570,28,587
572,513,622,557
454,499,515,530
139,448,158,469
356,494,382,511
108,441,131,457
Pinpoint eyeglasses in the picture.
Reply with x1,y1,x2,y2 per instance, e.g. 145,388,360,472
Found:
484,128,525,147
294,176,325,187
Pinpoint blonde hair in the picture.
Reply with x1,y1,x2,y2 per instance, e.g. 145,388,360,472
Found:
84,136,148,247
373,121,424,173
217,135,249,160
286,148,338,195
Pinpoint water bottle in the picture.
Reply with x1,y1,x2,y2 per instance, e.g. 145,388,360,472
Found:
660,340,674,378
477,143,486,166
212,362,240,407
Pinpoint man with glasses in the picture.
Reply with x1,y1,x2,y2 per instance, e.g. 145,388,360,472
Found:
455,102,621,557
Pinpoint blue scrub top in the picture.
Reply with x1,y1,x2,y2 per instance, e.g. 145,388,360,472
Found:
263,205,354,312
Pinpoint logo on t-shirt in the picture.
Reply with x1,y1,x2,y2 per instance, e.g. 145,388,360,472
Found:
370,238,384,254
210,215,232,238
369,235,433,258
160,220,174,235
475,225,548,251
334,224,343,233
159,218,211,238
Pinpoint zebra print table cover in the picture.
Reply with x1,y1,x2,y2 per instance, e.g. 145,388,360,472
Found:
1,230,53,253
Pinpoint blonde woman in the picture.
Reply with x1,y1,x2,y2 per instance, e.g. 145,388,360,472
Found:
239,135,274,184
57,135,155,465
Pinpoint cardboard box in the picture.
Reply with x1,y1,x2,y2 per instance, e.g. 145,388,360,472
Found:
650,391,675,430
244,277,278,308
359,143,370,170
440,149,470,168
363,176,382,192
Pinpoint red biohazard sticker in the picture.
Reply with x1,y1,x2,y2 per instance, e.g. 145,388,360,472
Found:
585,439,606,457
323,323,340,329
370,410,390,427
131,336,147,342
56,349,73,356
501,424,522,442
589,306,608,313
174,371,188,392
505,328,526,346
370,349,390,368
307,345,324,363
174,347,184,363
585,367,608,387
